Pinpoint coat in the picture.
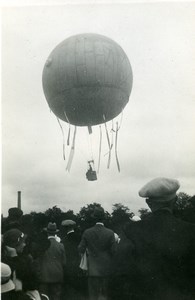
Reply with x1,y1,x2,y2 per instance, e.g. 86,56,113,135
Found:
62,231,81,277
38,237,66,283
78,224,116,277
123,210,195,300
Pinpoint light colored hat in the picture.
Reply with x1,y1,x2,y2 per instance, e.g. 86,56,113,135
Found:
131,215,141,222
139,177,180,202
61,220,76,226
1,262,15,293
46,222,59,234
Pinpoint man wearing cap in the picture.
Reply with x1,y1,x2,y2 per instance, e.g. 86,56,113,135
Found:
38,222,66,300
123,177,195,300
78,206,116,300
61,219,85,299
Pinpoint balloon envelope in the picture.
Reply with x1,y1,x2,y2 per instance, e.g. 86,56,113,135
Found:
42,33,133,126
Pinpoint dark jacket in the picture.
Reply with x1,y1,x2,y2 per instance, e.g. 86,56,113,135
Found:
38,237,66,283
62,231,81,277
123,210,195,300
78,224,115,277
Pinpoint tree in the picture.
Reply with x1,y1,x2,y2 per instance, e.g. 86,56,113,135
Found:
174,192,191,210
111,203,134,233
44,205,63,223
30,212,48,233
138,208,152,220
173,193,195,223
77,203,110,232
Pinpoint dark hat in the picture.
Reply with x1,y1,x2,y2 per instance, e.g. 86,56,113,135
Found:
92,207,105,220
139,177,180,202
46,222,59,234
1,263,15,293
3,229,25,248
8,207,23,218
61,220,76,226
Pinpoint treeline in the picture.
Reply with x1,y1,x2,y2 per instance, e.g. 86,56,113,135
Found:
2,192,195,236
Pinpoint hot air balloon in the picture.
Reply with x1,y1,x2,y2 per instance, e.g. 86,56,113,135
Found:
42,33,133,179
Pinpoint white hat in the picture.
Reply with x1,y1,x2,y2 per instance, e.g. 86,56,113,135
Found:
131,215,141,222
1,263,15,293
139,177,180,202
61,220,76,226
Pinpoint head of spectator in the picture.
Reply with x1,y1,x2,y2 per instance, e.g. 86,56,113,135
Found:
1,262,15,294
3,228,26,255
61,219,76,235
3,207,23,232
92,207,105,223
139,177,180,213
28,231,50,259
46,222,59,237
8,207,23,221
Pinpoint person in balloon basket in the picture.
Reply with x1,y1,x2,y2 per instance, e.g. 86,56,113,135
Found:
123,177,195,300
38,222,66,300
78,207,116,300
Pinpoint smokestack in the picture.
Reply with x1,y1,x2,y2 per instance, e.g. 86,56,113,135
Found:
17,191,21,210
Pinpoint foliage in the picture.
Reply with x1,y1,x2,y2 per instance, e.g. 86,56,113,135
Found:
174,192,191,210
110,203,134,233
138,208,152,220
173,193,195,223
77,203,110,232
3,191,195,237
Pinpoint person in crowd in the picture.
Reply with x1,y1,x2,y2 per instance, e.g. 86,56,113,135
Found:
61,219,87,299
1,262,16,299
2,228,42,295
109,227,135,300
78,206,116,300
38,222,66,300
1,262,31,300
123,177,195,300
2,207,23,233
2,228,27,279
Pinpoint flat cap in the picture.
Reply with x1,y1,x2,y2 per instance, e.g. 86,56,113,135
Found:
139,177,180,201
61,220,76,226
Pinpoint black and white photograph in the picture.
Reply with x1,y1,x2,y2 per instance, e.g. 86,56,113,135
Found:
1,0,195,299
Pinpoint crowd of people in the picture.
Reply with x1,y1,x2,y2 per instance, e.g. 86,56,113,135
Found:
1,177,195,300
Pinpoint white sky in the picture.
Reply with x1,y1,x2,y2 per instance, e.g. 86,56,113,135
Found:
1,1,195,217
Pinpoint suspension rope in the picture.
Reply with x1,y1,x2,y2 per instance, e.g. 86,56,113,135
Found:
63,110,71,146
56,117,66,160
97,125,102,173
118,110,123,130
66,126,77,172
87,127,94,162
103,115,112,169
88,126,92,135
115,121,120,172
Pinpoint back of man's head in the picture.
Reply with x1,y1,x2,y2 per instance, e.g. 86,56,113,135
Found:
139,177,180,212
92,207,105,222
